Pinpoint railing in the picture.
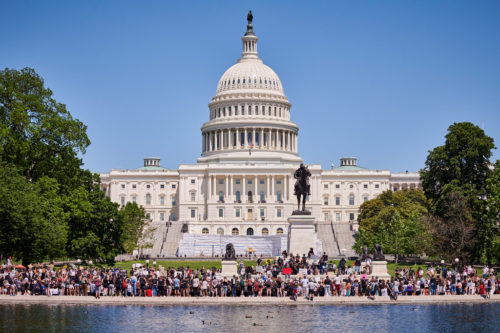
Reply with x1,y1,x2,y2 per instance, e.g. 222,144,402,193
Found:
330,221,341,256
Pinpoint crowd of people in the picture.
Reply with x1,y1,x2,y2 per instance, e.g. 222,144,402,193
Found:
0,254,498,300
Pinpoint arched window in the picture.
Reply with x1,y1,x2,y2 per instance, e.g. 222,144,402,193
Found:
349,194,355,205
219,191,224,202
262,228,269,235
160,196,165,205
217,228,224,235
202,228,209,235
145,194,151,205
236,191,241,202
276,228,284,234
232,228,239,235
247,228,254,236
323,196,329,205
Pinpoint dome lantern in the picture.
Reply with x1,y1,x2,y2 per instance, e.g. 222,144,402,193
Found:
241,11,258,60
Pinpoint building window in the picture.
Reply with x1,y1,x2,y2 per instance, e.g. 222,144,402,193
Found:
217,228,224,235
349,194,355,205
160,213,164,221
219,191,224,202
191,179,195,184
232,228,239,235
363,196,368,202
145,194,151,205
160,184,165,189
172,197,176,206
248,191,253,202
336,213,341,222
350,184,354,189
262,228,269,235
120,197,125,206
235,208,240,217
363,184,368,189
324,213,329,221
260,208,265,217
375,184,380,189
246,228,254,235
323,197,329,205
202,228,209,235
260,179,265,184
219,208,224,217
146,213,151,220
171,213,176,221
121,184,125,189
191,192,196,201
219,179,224,185
146,185,150,189
277,179,281,184
248,179,252,184
160,196,165,205
260,191,265,202
336,197,340,205
276,228,284,234
236,179,241,184
277,191,282,202
335,184,340,189
323,184,328,189
236,191,241,202
132,184,137,189
172,184,176,189
191,209,196,218
277,208,282,217
349,213,355,221
132,196,136,203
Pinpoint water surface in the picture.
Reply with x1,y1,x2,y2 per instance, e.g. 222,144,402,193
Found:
0,303,498,332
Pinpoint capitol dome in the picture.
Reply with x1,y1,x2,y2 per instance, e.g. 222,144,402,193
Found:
198,12,301,164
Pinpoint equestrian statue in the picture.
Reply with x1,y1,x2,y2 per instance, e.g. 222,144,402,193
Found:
293,163,311,214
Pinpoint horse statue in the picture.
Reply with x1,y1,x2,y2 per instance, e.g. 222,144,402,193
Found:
224,243,236,260
293,163,311,213
373,244,385,261
361,245,371,260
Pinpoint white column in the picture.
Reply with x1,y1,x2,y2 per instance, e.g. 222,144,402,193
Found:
252,128,256,147
225,175,228,201
228,129,232,148
215,131,219,150
229,175,233,201
207,174,211,201
242,176,246,202
285,175,289,201
236,128,240,148
267,175,271,201
295,133,298,152
287,131,291,151
254,175,257,199
260,128,264,148
271,175,275,201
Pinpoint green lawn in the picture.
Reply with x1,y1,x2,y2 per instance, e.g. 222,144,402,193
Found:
105,259,428,277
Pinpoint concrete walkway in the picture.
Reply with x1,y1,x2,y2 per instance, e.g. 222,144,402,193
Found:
0,294,498,306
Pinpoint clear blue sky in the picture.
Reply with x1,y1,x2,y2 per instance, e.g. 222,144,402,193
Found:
2,0,499,172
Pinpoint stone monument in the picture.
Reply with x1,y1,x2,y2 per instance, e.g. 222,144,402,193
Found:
287,164,317,256
369,244,390,280
220,243,238,277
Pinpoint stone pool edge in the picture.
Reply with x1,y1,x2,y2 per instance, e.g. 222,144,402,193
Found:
0,295,499,306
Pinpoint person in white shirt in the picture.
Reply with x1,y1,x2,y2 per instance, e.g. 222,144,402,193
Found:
301,277,309,296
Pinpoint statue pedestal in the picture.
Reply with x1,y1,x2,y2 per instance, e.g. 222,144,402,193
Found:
370,261,391,280
287,215,316,257
221,260,238,277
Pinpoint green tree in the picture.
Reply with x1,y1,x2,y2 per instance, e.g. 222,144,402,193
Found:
0,164,68,265
484,160,500,264
0,67,90,185
354,189,431,261
65,172,124,265
119,202,147,253
420,122,496,261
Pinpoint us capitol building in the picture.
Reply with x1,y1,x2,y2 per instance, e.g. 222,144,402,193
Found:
100,14,420,257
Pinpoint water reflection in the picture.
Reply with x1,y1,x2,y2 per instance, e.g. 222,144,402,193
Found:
0,303,498,332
